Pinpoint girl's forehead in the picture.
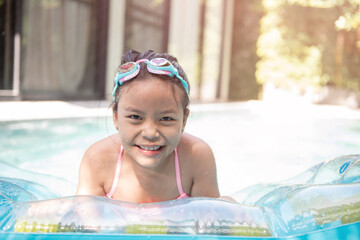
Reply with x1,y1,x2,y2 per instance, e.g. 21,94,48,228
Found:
123,77,180,94
118,78,185,110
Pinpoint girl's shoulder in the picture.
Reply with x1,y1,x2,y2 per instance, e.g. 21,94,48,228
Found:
178,133,219,197
83,134,120,167
180,132,212,152
77,135,121,195
179,133,214,162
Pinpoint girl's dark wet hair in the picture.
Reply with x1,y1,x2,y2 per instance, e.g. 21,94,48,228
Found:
112,50,190,113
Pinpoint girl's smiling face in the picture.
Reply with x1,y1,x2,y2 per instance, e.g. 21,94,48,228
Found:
113,77,189,169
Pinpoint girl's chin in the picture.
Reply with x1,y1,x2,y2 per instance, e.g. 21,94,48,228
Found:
135,157,164,169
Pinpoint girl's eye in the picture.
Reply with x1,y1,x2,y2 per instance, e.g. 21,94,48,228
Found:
161,116,174,121
129,115,142,120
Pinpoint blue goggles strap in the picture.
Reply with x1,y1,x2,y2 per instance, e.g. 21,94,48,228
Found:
112,58,189,101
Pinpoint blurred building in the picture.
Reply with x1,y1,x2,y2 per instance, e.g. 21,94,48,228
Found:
0,0,261,102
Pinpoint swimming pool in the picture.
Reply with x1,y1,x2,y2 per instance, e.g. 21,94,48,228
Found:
1,101,360,195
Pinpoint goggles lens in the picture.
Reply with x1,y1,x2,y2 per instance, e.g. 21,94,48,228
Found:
112,58,189,101
119,62,136,74
149,58,170,67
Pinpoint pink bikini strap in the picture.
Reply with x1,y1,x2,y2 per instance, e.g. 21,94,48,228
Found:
106,147,187,199
106,146,123,198
174,147,186,196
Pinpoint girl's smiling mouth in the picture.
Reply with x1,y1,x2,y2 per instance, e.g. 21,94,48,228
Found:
138,145,162,151
137,145,164,155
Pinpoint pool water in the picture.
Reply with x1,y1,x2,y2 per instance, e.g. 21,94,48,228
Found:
1,101,360,195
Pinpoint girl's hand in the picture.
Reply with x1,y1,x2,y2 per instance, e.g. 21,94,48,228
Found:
219,196,238,202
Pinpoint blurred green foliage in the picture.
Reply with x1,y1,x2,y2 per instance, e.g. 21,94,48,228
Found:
256,0,360,92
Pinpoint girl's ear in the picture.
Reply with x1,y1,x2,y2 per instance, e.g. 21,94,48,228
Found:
113,111,119,131
182,108,190,132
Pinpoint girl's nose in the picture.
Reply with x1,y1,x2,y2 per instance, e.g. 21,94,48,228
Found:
141,122,160,141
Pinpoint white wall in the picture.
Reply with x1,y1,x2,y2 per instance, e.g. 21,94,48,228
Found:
105,0,233,102
168,0,233,101
168,0,201,99
219,0,234,101
105,0,126,101
200,0,222,101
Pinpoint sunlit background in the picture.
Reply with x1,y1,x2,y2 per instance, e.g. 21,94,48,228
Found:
1,0,359,103
0,0,360,194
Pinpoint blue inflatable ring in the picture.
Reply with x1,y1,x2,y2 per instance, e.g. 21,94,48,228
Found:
0,155,360,240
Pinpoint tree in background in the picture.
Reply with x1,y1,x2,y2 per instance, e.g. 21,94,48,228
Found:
256,0,360,95
334,0,360,90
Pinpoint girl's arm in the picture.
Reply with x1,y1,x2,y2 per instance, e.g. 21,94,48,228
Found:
188,140,220,198
187,139,237,202
76,145,107,196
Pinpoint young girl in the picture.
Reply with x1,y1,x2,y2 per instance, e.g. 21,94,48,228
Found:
76,50,220,203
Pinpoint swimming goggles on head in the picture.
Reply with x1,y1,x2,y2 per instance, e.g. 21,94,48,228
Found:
112,58,189,101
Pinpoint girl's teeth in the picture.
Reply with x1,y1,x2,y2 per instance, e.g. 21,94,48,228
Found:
140,145,161,151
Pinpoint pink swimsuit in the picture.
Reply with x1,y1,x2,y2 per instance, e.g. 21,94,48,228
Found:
106,146,190,200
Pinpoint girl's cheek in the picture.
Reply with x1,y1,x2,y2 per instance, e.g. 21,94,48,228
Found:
167,128,183,141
